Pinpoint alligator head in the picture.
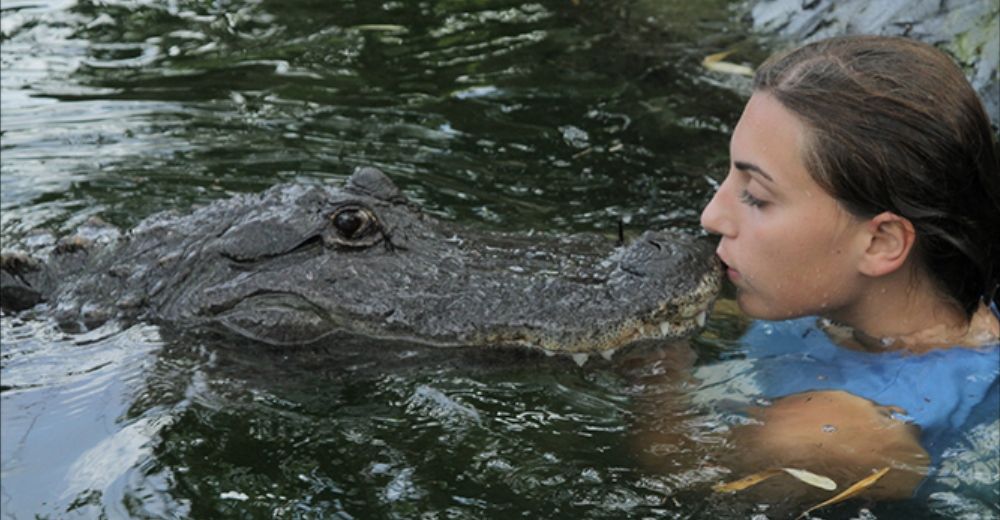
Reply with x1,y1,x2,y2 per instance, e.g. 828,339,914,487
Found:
1,167,721,359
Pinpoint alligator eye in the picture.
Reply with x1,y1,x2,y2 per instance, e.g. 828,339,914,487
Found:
334,209,367,238
326,205,382,247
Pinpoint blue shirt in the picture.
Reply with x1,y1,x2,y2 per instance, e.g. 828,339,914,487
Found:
738,317,999,464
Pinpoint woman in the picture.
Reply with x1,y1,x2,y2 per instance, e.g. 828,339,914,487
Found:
698,35,999,501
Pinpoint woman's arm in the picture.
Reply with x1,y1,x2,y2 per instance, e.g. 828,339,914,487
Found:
728,390,929,501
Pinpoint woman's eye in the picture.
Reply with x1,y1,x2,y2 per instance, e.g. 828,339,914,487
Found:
739,189,768,208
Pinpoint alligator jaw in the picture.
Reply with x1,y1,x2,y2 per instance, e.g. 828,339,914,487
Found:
534,262,721,362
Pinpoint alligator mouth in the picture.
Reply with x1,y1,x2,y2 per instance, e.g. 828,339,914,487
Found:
203,272,720,359
498,264,723,365
208,291,346,347
201,235,722,361
609,266,722,352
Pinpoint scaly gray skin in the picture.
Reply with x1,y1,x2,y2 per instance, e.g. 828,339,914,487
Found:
0,167,721,360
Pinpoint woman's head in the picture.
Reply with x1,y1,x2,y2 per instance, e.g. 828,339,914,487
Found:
702,90,885,322
705,35,998,320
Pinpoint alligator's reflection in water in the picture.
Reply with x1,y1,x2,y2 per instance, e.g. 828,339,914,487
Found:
142,329,714,519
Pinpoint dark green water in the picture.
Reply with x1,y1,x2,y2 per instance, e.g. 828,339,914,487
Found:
1,1,994,518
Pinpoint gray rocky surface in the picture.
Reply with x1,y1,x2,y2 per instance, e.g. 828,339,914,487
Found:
750,0,999,127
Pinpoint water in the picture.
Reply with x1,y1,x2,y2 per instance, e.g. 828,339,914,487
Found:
1,1,995,518
1,0,747,236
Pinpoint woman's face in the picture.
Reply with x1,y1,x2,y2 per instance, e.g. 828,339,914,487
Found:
700,92,869,321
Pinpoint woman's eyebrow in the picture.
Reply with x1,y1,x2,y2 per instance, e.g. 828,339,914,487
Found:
734,160,774,182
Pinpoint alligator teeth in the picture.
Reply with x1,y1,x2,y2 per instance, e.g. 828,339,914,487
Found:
571,353,589,367
600,349,616,361
696,311,707,327
659,322,672,337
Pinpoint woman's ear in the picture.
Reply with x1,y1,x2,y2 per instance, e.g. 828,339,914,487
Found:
858,212,916,277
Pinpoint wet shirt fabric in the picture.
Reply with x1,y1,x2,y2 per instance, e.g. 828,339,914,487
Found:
737,316,999,491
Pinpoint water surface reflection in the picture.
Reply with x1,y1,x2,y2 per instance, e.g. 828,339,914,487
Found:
5,0,991,518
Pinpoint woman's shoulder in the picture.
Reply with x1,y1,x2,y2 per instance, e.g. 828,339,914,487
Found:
742,315,999,358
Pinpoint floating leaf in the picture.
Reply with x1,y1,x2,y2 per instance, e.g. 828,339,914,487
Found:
352,24,408,33
797,467,891,519
713,467,836,493
702,50,754,76
713,468,783,493
703,50,734,63
782,468,837,491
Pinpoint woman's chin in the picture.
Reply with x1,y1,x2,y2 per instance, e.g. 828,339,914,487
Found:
734,293,795,321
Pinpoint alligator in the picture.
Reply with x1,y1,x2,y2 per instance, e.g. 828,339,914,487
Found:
0,167,721,364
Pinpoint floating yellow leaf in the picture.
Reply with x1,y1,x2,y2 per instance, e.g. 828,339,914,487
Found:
703,50,735,63
713,467,836,494
352,24,408,33
796,467,891,519
702,50,754,76
712,468,783,493
782,468,837,491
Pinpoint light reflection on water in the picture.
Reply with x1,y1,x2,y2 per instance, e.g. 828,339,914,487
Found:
1,0,995,518
2,0,743,236
0,318,180,518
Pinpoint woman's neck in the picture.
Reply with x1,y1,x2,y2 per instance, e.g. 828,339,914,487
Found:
825,269,999,353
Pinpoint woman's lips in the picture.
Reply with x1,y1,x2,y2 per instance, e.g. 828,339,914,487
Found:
717,253,741,283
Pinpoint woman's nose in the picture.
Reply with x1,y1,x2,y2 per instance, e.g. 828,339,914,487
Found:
700,179,736,238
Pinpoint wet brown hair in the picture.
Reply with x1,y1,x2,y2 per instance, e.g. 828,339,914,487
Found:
754,35,1000,317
